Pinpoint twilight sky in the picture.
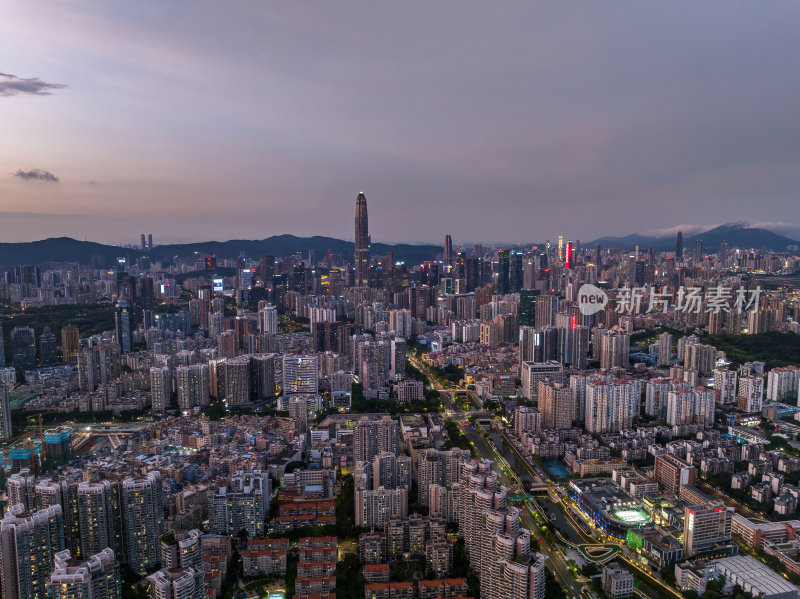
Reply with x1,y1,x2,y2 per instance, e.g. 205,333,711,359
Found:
2,1,800,246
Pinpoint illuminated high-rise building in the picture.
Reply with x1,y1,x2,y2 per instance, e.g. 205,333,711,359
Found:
146,568,202,599
224,356,251,405
683,501,732,556
444,234,453,267
78,481,123,561
122,473,164,573
62,324,80,365
176,364,210,411
114,302,133,354
654,454,696,496
150,367,171,414
564,241,574,270
355,192,370,287
737,376,763,412
0,504,65,599
7,470,36,512
47,548,121,599
207,471,269,539
282,354,318,395
258,303,278,334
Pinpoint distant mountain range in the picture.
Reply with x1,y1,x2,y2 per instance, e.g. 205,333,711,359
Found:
591,223,799,252
0,223,796,268
0,235,443,268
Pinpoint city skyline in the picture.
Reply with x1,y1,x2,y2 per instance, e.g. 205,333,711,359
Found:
3,4,800,599
3,2,800,244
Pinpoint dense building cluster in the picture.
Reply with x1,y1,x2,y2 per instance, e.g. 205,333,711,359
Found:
1,195,800,599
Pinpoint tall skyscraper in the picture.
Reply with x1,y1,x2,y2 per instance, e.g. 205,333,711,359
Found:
0,385,12,441
564,241,574,270
122,473,164,573
251,353,276,399
599,330,630,370
0,504,66,599
10,326,36,371
496,250,510,294
444,234,453,266
77,481,123,565
258,303,278,334
657,332,673,367
224,357,251,405
114,302,133,354
61,324,80,365
39,327,57,366
176,364,210,411
518,292,538,328
494,554,547,599
150,367,171,414
675,231,683,259
354,192,370,287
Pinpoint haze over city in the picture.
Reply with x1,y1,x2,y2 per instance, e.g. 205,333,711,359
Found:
3,1,800,244
4,6,800,599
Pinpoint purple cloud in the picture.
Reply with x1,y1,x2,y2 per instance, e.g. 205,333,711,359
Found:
14,168,59,182
0,71,66,97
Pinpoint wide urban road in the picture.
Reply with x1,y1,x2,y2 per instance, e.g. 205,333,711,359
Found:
410,356,682,599
409,356,590,598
